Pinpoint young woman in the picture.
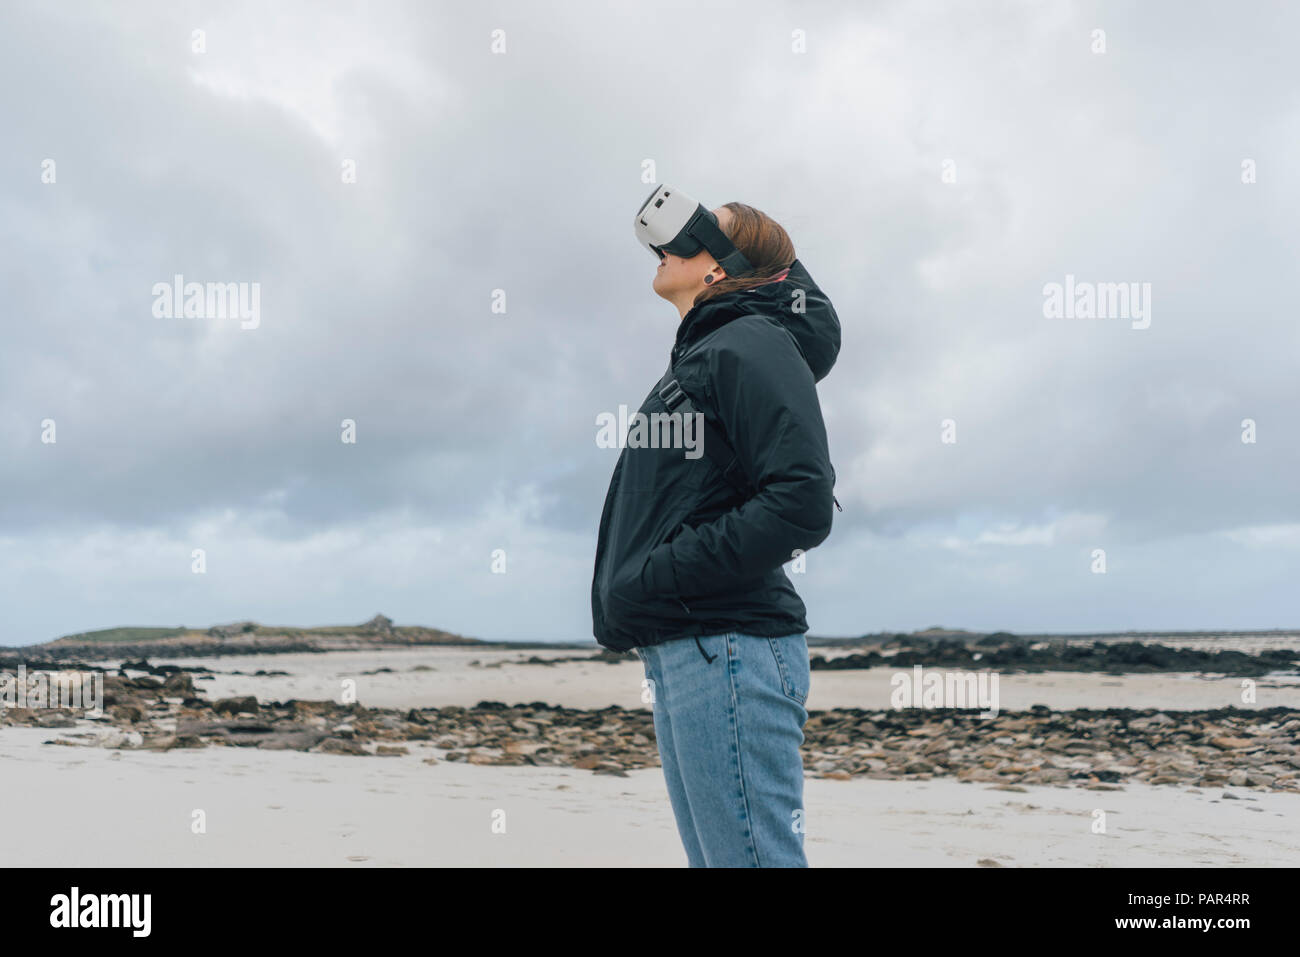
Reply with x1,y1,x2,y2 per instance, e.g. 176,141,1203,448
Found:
591,199,841,867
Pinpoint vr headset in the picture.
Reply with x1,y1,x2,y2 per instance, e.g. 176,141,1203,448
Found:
633,184,754,277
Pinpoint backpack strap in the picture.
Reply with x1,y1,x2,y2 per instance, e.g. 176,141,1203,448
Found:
657,374,757,498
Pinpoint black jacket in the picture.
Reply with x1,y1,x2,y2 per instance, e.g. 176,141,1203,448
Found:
591,257,840,652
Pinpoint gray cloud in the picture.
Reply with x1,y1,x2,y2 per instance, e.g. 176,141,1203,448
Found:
1,0,1297,644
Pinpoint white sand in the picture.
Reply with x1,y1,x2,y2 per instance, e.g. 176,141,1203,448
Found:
9,645,1298,866
2,725,1295,866
81,646,1300,712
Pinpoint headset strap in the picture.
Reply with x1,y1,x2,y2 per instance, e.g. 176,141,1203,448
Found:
689,210,754,277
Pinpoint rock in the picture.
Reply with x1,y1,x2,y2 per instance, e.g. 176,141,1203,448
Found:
290,700,333,716
1023,768,1071,784
502,740,550,756
1063,740,1104,753
375,745,409,756
316,737,366,755
95,729,143,749
1209,736,1254,750
208,621,258,638
1128,713,1175,731
163,673,195,696
256,731,330,751
35,712,77,728
1089,769,1126,783
213,696,258,715
109,703,145,723
176,717,272,736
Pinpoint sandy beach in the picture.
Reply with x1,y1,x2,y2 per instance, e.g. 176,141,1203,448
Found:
4,723,1296,867
3,641,1298,866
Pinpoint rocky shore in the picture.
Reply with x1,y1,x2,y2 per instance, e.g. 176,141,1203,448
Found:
1,614,486,663
4,662,1298,794
494,635,1300,677
811,635,1299,677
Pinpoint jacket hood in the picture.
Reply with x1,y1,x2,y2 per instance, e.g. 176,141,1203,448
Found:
672,257,841,382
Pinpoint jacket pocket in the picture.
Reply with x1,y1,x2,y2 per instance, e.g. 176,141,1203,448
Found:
767,634,810,705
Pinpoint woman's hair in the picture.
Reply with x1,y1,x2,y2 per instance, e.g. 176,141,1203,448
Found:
693,201,796,306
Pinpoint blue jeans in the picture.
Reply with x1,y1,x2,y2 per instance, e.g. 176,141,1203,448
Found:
635,631,810,867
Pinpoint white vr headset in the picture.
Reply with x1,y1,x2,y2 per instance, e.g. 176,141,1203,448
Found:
633,184,754,277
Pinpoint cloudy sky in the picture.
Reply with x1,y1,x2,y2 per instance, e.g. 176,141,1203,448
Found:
2,0,1297,646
